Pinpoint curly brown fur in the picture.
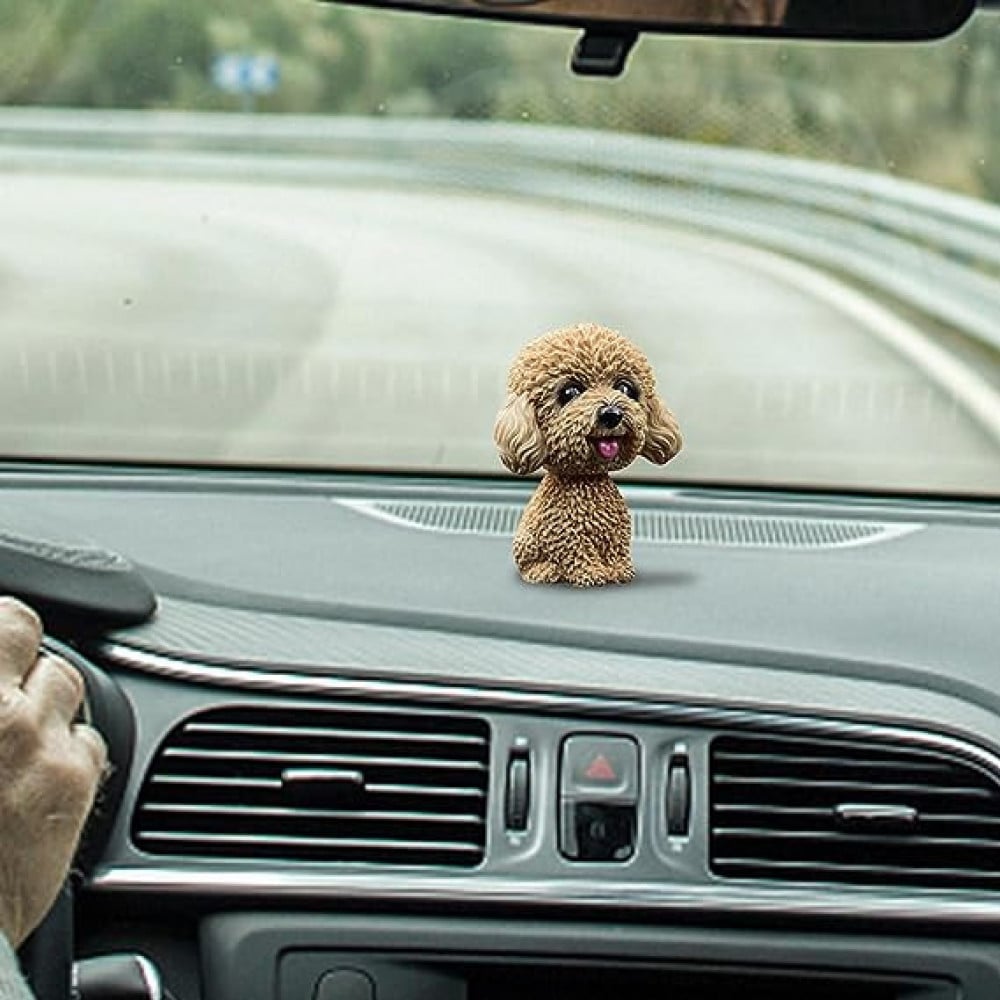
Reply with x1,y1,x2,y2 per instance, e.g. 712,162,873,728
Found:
495,323,682,587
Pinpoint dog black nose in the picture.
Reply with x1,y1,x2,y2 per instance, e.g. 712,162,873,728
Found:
597,405,624,430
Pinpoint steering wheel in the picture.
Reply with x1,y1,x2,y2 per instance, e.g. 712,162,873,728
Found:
18,641,135,1000
19,886,74,1000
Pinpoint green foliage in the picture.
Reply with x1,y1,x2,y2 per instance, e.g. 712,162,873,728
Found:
93,0,211,107
309,8,370,112
1,0,998,200
493,16,1000,199
0,0,101,103
380,17,510,118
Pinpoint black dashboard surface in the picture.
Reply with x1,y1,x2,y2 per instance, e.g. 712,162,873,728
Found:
0,469,997,726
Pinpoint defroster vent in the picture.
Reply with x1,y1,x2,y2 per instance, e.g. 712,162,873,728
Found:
711,733,1000,891
134,704,490,867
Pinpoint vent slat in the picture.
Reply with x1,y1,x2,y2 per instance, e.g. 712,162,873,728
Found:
366,782,486,799
711,734,1000,892
134,705,490,868
713,740,952,762
140,831,482,854
161,748,487,772
149,774,486,799
714,827,1000,851
140,802,485,824
714,857,1000,884
713,803,1000,829
151,774,282,789
184,722,487,747
713,751,956,775
714,775,991,798
714,803,1000,819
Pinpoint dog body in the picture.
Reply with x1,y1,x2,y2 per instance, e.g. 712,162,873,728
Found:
513,473,634,586
495,323,681,587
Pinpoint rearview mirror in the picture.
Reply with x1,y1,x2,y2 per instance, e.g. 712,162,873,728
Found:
325,0,976,40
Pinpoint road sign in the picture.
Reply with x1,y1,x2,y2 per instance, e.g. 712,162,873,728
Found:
211,54,280,97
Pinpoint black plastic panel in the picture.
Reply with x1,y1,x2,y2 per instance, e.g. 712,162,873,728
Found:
200,914,1000,1000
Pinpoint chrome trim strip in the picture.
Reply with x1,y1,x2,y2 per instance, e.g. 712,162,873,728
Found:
135,955,163,1000
102,642,1000,782
90,866,1000,925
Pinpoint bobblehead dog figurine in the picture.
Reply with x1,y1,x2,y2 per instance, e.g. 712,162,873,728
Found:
494,323,682,587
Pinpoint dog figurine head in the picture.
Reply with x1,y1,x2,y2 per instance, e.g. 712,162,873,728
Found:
495,323,682,478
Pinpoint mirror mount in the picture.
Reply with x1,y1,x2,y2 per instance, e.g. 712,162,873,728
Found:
570,27,638,77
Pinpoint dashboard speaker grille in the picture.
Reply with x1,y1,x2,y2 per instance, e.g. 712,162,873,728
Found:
133,704,490,868
351,500,920,550
711,733,1000,891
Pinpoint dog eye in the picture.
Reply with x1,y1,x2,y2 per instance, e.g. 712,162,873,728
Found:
614,379,640,401
557,380,585,406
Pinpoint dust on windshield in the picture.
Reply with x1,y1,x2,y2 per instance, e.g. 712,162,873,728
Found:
1,2,999,494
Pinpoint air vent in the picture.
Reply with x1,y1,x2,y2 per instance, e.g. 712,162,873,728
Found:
347,500,921,550
133,705,490,868
711,733,1000,891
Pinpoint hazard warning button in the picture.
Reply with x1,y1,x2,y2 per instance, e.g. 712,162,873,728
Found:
562,735,638,800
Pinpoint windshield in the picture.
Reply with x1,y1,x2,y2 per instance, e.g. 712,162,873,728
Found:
2,2,998,495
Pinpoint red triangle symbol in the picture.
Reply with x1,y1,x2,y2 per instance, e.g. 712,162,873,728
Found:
584,754,617,781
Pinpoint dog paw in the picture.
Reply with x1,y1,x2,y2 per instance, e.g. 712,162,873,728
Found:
569,563,635,587
518,560,635,587
519,561,564,585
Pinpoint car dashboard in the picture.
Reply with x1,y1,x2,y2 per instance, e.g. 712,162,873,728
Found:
6,466,1000,1000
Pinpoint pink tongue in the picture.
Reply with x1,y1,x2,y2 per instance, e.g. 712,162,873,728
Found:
597,439,621,460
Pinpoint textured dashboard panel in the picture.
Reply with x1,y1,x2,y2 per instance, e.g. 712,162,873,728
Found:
349,499,922,550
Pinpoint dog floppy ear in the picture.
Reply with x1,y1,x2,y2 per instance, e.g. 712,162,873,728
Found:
494,393,545,475
641,394,682,466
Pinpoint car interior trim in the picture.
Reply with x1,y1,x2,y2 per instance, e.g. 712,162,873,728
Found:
96,641,1000,928
340,497,927,549
101,642,1000,777
91,862,1000,927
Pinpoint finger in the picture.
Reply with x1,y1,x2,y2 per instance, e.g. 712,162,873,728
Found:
0,597,43,686
71,723,108,779
22,654,86,724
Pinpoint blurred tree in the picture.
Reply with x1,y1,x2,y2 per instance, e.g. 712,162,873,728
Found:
0,0,101,103
84,0,211,107
384,17,510,118
309,8,370,112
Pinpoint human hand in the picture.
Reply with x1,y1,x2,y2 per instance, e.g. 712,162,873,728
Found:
0,598,107,949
